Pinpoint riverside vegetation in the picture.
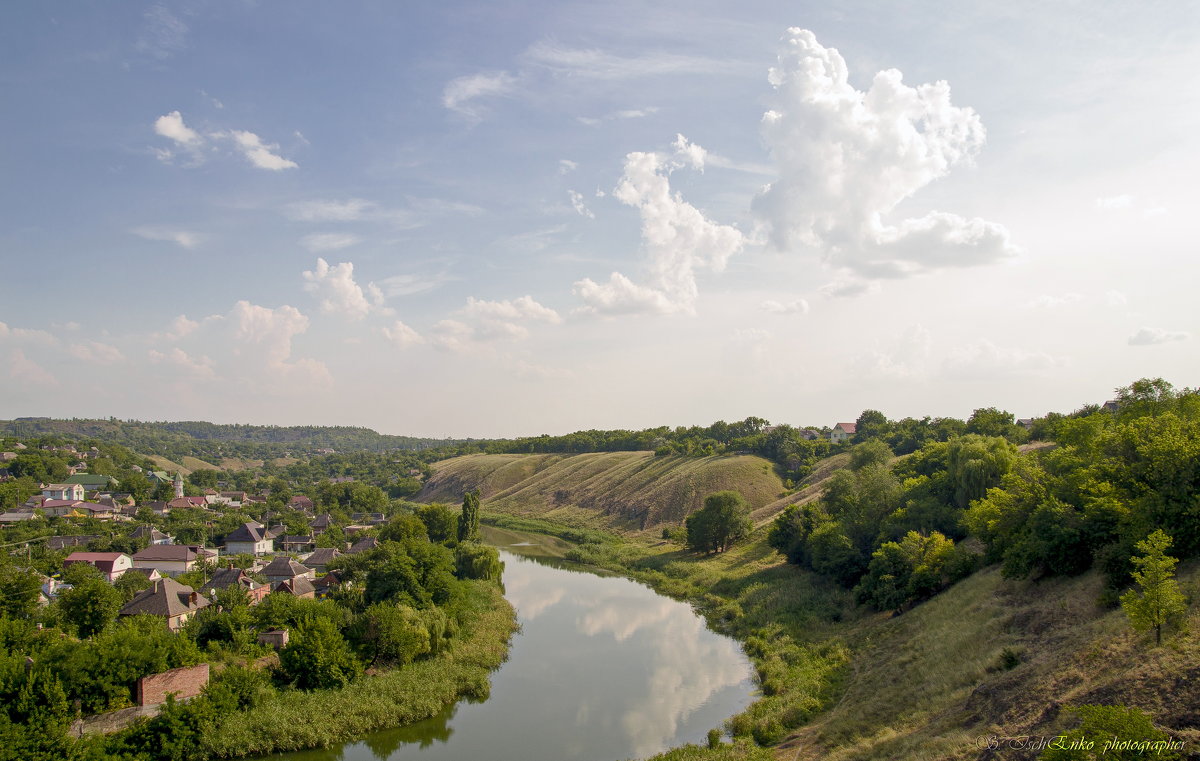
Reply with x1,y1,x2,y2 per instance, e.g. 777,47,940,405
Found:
452,379,1200,760
0,492,514,761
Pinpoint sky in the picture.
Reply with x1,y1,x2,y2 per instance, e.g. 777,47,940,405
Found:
1,1,1197,438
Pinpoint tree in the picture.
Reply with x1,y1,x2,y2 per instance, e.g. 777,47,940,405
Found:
57,579,122,638
853,409,890,443
457,490,481,544
455,542,503,581
946,434,1018,508
685,491,753,554
279,617,361,690
348,603,430,667
416,503,458,544
0,566,43,619
1120,530,1187,645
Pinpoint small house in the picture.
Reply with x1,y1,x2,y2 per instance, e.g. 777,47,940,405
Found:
830,422,856,444
119,578,210,632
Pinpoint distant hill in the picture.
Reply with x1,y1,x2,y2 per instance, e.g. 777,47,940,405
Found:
0,417,461,462
418,451,789,531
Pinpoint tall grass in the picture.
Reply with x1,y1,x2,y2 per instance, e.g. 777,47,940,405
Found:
201,583,517,758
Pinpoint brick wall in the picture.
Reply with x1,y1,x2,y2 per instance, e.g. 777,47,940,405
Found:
135,663,210,706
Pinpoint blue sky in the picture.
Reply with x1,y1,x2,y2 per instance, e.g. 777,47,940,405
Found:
1,1,1197,437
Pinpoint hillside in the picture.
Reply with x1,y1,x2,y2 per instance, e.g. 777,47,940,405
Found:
419,452,788,531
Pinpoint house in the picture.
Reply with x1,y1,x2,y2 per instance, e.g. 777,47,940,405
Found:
798,429,822,441
273,576,315,599
0,511,37,524
312,571,342,597
206,566,270,605
0,452,17,463
1017,418,1034,431
279,534,315,554
123,567,163,583
72,502,118,521
217,491,247,507
64,474,118,491
47,535,101,551
310,514,333,534
63,552,132,582
42,483,85,501
119,578,210,631
302,547,340,573
166,496,207,510
257,629,290,649
261,556,314,584
223,522,274,555
131,545,218,578
130,526,174,545
288,495,314,511
830,422,856,444
39,500,85,517
347,536,379,554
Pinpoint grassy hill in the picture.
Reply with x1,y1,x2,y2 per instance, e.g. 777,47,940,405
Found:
419,452,788,531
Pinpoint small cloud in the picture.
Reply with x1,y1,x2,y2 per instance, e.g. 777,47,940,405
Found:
300,233,360,252
0,322,58,345
559,159,578,174
760,299,809,315
513,360,575,380
154,110,201,146
672,134,706,171
1105,290,1129,307
9,349,58,388
442,71,516,119
135,5,188,60
1128,327,1189,346
69,341,124,365
943,340,1062,380
226,129,297,170
381,320,424,349
819,280,881,299
149,347,215,378
376,272,452,298
1022,293,1082,309
132,226,200,249
1141,206,1168,219
430,296,561,351
568,190,594,219
285,198,375,222
1095,194,1134,210
576,106,659,126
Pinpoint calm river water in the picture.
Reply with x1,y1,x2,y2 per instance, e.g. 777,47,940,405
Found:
269,527,756,761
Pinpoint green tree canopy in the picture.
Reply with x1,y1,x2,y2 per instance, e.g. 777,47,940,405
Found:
685,491,753,554
1120,530,1187,645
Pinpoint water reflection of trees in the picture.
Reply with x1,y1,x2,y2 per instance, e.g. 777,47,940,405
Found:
364,703,458,759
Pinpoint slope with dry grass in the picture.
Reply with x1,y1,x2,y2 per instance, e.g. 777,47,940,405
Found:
420,452,789,531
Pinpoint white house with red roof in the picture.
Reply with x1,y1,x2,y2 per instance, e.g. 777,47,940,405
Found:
830,422,857,444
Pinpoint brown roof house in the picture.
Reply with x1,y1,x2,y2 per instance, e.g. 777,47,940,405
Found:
119,578,210,632
63,552,132,582
273,576,316,599
302,547,340,572
261,556,314,585
224,522,275,556
132,545,218,578
206,566,271,605
131,526,174,545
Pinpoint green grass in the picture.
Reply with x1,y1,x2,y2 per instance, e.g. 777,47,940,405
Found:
200,583,517,758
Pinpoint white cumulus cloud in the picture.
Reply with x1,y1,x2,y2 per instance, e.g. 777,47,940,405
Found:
761,299,810,315
301,258,390,321
568,190,594,219
574,143,743,316
752,28,1016,281
381,320,424,349
431,296,561,351
229,301,331,385
132,226,201,249
227,129,297,170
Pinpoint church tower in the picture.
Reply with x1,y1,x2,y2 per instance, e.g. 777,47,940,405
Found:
173,472,184,500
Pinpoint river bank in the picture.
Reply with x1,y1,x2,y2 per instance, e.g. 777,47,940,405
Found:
206,581,517,759
480,514,853,760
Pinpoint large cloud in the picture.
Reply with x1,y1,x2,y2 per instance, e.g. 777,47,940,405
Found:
753,28,1016,281
574,138,743,315
229,301,331,385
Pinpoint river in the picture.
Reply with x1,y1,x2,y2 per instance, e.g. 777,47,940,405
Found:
269,526,756,761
